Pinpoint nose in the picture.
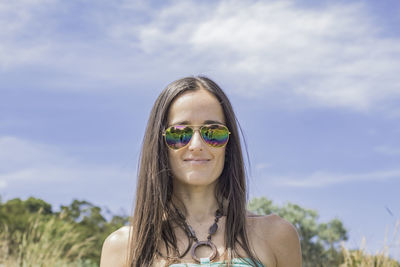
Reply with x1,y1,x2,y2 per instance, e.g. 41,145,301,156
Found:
188,130,204,151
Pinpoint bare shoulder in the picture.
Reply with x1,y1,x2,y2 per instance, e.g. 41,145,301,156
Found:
248,214,302,267
100,226,131,267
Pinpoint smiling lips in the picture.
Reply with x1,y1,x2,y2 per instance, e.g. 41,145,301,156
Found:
184,158,210,163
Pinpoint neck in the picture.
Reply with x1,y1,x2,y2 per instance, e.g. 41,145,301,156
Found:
172,181,220,223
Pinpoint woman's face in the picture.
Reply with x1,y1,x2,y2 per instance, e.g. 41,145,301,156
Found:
166,89,227,187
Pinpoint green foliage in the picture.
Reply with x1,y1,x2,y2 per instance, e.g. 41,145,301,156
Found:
1,195,399,266
0,197,52,234
0,211,96,266
248,197,348,266
0,197,129,266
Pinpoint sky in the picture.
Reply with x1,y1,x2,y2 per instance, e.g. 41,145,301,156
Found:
1,0,400,259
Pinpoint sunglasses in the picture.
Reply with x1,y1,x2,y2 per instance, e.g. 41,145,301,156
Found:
163,124,231,150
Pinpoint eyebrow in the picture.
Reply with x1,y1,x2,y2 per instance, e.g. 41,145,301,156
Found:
169,120,224,126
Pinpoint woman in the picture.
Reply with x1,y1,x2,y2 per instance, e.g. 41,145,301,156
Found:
100,76,301,267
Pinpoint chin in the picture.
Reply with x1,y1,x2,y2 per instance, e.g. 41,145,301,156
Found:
179,173,219,186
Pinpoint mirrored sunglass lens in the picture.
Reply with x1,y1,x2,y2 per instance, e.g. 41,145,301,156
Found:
165,126,193,149
201,125,229,147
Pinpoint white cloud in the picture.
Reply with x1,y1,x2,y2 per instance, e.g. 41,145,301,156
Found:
374,145,400,156
0,180,6,189
1,0,400,111
266,169,400,188
131,0,400,111
0,0,54,70
0,136,132,189
255,162,272,171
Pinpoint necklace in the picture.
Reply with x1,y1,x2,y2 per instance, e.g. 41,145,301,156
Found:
180,207,223,263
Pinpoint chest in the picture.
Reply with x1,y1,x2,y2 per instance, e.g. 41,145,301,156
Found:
153,218,276,267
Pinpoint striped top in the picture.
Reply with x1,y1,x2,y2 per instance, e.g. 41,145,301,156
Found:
169,257,265,267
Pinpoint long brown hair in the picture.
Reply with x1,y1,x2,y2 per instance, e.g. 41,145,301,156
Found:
128,76,259,266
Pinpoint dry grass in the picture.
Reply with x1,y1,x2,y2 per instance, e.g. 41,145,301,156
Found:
0,211,96,267
2,212,399,267
340,220,400,267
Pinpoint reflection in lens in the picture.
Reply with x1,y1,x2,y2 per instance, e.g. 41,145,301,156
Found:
165,125,193,149
201,125,229,147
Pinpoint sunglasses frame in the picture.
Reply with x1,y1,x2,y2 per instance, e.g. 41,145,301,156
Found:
162,124,231,150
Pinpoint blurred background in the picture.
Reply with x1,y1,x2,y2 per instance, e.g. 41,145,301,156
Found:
1,0,400,264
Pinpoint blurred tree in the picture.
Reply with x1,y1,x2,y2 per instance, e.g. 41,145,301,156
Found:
0,197,54,257
248,197,348,266
0,197,53,233
0,196,129,265
58,199,128,263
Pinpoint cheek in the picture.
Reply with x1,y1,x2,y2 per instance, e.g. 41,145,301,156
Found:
168,150,182,175
214,149,226,173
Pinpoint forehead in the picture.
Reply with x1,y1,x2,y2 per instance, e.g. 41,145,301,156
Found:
167,89,225,125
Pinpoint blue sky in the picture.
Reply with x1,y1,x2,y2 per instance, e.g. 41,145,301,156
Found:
1,0,400,259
